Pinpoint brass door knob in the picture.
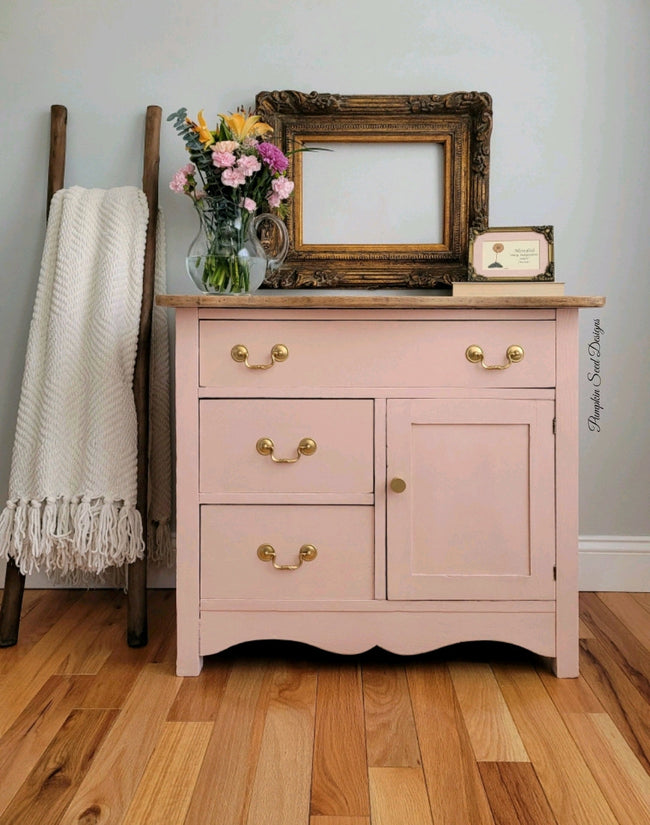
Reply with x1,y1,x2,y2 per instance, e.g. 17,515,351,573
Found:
390,477,407,493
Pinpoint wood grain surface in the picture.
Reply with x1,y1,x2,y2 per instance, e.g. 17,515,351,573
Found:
0,590,646,825
157,293,606,309
362,663,420,767
310,664,370,817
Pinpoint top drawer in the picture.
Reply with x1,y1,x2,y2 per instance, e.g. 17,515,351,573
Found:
199,319,556,389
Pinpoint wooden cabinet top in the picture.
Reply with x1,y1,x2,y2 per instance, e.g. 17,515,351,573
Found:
157,291,606,310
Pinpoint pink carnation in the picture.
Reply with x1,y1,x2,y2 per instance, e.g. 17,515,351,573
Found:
267,192,281,208
240,197,257,213
212,150,236,168
213,140,239,153
237,154,262,176
221,167,246,188
169,164,195,193
271,176,294,200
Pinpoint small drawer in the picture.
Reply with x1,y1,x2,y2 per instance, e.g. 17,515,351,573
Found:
199,319,556,389
199,399,374,496
200,505,374,600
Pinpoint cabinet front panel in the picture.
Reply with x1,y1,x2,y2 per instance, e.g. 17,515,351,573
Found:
199,399,373,495
200,505,374,600
199,320,555,389
387,398,556,600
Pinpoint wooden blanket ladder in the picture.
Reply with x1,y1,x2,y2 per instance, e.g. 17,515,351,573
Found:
0,103,162,648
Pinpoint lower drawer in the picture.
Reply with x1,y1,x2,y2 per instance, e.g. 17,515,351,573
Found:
200,505,374,600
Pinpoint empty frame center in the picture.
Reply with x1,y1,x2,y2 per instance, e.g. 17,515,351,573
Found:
300,141,445,246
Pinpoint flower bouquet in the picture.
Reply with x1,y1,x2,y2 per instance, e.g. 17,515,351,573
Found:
168,108,293,293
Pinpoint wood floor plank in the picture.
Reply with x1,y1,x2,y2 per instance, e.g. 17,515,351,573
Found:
494,664,618,825
536,667,604,714
563,712,650,825
597,592,650,651
167,658,232,722
478,762,558,825
631,593,650,613
310,818,370,824
0,590,82,676
0,708,117,825
311,663,370,817
57,663,181,825
579,636,650,772
122,721,212,825
363,664,421,767
580,592,650,701
448,662,529,762
368,767,433,825
579,618,595,639
183,658,273,825
406,662,495,825
78,590,177,709
246,663,318,825
54,590,127,676
0,592,118,737
0,676,93,816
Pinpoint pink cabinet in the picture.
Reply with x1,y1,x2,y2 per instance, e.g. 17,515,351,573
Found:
386,398,556,600
163,297,603,678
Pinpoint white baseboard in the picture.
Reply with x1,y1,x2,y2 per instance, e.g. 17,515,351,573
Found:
1,536,648,592
579,535,650,592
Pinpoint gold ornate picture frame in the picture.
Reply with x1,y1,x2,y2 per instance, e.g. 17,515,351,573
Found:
255,90,492,289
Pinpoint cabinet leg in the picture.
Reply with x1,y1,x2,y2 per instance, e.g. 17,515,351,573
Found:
552,653,579,678
0,559,26,647
177,653,203,677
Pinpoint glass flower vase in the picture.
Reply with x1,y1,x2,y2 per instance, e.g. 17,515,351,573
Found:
186,198,288,294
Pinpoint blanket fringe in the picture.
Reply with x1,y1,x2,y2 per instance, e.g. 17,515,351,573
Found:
0,496,145,579
149,519,173,567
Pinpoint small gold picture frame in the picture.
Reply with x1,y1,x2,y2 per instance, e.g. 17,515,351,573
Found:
468,226,554,281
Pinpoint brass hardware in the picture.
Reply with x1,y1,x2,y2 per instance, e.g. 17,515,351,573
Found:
231,343,289,370
256,437,317,463
257,543,318,570
465,344,524,370
390,477,407,493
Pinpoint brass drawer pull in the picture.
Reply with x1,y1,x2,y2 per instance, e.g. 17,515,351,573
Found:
257,543,318,570
231,343,289,370
465,344,524,370
256,437,317,463
390,477,407,493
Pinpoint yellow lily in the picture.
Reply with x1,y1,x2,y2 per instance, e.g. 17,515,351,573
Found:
219,110,273,141
186,110,215,147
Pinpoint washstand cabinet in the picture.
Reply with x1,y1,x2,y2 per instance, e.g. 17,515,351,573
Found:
158,293,605,677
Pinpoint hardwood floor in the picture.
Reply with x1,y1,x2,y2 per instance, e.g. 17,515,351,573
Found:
0,590,648,824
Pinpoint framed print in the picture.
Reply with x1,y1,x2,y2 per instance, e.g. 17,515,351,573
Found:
468,226,554,281
255,90,493,289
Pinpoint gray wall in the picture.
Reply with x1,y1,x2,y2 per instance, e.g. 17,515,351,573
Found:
0,0,648,537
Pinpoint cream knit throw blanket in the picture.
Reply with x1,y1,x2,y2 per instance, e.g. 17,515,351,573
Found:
0,186,172,579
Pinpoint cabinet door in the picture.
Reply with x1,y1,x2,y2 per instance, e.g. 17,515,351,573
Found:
386,398,556,600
